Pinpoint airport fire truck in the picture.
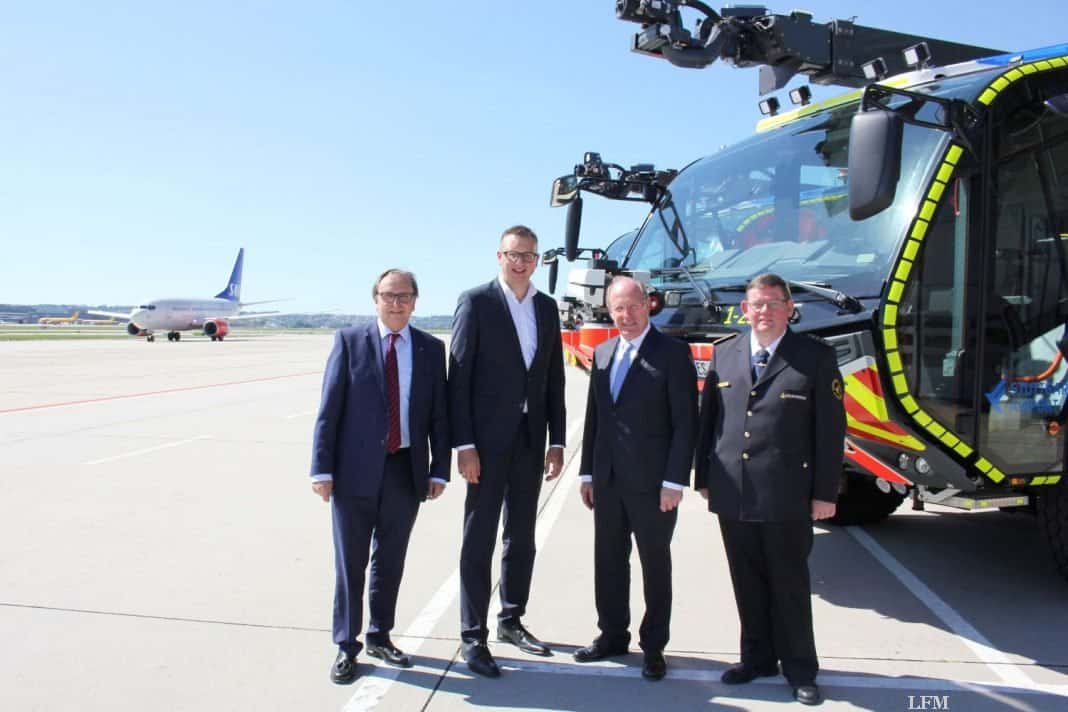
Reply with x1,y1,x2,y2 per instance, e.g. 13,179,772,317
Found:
544,2,1068,580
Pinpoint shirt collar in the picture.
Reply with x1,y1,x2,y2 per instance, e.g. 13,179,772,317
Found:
619,323,652,353
498,275,537,305
376,319,411,342
750,329,785,359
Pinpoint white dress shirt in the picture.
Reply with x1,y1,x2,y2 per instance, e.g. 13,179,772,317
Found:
581,324,683,491
750,329,786,363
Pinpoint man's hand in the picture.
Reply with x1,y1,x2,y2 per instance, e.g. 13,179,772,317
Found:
580,482,594,510
427,481,446,500
544,448,564,481
458,448,481,484
312,481,333,502
660,487,683,512
811,499,836,521
698,488,709,501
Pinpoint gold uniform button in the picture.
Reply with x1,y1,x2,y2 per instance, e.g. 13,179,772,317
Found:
742,452,750,460
802,462,809,468
750,390,758,397
744,431,751,438
746,410,753,417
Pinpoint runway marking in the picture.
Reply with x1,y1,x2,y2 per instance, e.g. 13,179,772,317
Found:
846,526,1035,688
83,435,212,465
0,371,321,415
343,420,584,712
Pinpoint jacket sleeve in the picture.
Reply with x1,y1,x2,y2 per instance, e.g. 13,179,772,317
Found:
428,336,452,480
310,330,348,476
664,341,698,488
579,359,598,477
693,359,718,491
448,290,477,448
546,306,567,447
811,347,846,502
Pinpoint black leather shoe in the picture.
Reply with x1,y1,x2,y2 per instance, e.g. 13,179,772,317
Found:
462,642,501,678
720,662,779,685
794,684,822,706
641,651,666,681
497,620,551,656
366,640,412,668
330,650,359,684
573,639,629,663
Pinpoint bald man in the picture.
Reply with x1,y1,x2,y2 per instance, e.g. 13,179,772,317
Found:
573,277,697,681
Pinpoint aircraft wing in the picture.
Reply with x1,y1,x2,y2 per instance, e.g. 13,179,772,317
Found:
86,309,131,320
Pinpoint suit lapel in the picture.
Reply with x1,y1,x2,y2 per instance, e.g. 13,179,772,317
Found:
596,336,619,404
491,280,527,371
408,328,425,422
733,331,755,387
615,328,659,406
364,322,387,405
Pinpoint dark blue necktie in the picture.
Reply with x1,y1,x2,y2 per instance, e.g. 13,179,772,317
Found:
752,348,769,382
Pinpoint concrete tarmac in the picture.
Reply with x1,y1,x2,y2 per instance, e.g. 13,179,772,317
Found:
2,334,1067,711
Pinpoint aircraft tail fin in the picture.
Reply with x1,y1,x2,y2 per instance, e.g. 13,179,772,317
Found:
215,248,244,302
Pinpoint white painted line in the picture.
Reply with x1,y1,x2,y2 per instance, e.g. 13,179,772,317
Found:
491,658,1068,697
343,420,584,712
284,409,317,420
83,435,212,465
846,526,1035,688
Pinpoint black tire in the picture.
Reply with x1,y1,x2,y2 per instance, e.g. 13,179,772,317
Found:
174,332,180,342
829,471,906,525
1036,480,1068,583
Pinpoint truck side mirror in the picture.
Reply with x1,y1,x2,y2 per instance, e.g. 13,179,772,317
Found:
848,110,903,220
547,258,559,294
550,175,579,207
565,197,583,262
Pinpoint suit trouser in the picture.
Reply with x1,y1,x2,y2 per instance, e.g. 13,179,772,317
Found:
459,420,542,642
718,516,818,686
331,450,420,654
593,478,678,653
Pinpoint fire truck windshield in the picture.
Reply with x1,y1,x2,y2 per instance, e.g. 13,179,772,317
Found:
625,104,948,299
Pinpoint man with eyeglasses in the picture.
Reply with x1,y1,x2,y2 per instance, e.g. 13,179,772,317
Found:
309,268,450,684
694,273,845,706
449,224,567,678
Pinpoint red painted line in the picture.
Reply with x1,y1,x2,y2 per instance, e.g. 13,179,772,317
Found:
0,371,322,414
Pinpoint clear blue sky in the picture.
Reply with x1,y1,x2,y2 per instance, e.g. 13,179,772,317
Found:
2,1,1065,314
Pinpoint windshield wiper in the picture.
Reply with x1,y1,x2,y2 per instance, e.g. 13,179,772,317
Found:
787,279,864,313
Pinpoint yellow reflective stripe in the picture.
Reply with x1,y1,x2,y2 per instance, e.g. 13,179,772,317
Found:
954,442,974,458
913,409,933,427
988,467,1006,483
1049,475,1063,484
883,328,898,350
928,181,946,202
1034,60,1053,71
978,89,997,105
992,76,1011,92
899,395,918,414
903,239,922,262
884,304,898,327
946,145,964,165
936,164,955,183
1053,57,1068,68
975,458,993,473
911,219,930,240
939,431,960,448
886,351,903,373
919,200,938,221
927,422,946,438
892,373,909,393
888,280,905,303
895,260,913,282
1006,68,1024,81
846,416,926,450
1021,64,1038,75
1033,476,1049,485
845,374,890,421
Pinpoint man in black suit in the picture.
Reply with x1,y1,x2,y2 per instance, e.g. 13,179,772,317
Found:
694,273,845,706
309,269,450,684
449,225,567,678
572,276,697,681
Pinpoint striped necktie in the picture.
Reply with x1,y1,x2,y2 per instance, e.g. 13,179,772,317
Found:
385,333,401,453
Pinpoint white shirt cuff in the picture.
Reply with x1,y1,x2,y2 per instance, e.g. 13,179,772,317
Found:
661,481,684,491
311,474,333,483
580,475,592,483
430,477,447,486
455,444,475,451
550,444,564,449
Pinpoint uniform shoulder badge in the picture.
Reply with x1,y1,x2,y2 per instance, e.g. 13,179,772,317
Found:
831,377,844,400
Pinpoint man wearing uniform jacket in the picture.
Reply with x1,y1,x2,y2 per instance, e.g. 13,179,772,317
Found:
694,272,845,706
310,269,450,684
449,225,567,678
573,276,697,681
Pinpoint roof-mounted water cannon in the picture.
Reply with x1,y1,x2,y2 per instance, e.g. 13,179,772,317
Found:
616,2,1003,94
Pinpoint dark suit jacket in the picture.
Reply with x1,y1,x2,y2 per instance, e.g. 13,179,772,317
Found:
580,327,698,492
448,280,566,454
694,328,846,521
310,322,450,499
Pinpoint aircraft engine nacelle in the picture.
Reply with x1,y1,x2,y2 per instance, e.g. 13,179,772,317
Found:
203,319,230,339
127,322,145,336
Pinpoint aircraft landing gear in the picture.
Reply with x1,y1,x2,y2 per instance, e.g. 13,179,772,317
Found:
210,335,224,342
146,333,155,342
167,331,180,342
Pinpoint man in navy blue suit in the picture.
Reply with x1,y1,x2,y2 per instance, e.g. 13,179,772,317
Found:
449,225,567,678
310,269,450,684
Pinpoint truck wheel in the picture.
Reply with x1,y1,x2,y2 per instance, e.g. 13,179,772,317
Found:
829,471,906,525
1036,480,1068,583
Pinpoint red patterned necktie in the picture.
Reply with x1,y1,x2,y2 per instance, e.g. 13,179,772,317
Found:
385,332,401,453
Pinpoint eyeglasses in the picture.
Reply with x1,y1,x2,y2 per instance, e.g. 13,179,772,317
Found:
376,292,415,305
501,250,540,264
746,299,788,312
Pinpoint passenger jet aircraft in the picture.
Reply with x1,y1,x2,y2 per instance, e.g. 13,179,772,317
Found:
88,248,282,342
